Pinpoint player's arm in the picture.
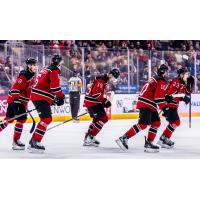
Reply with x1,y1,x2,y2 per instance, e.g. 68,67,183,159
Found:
49,69,65,106
165,80,181,102
154,80,167,110
10,75,27,100
92,79,107,103
49,69,64,98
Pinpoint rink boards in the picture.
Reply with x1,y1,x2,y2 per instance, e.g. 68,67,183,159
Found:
0,94,200,122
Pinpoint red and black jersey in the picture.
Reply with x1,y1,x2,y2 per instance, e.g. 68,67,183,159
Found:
7,69,35,106
30,65,64,105
84,75,108,108
137,75,167,111
166,78,192,108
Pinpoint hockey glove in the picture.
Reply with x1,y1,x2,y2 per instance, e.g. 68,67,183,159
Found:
182,95,190,105
165,94,173,103
103,99,111,108
11,99,23,114
54,95,65,106
162,107,170,121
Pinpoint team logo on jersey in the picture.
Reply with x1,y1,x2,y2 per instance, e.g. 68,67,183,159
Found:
18,79,22,84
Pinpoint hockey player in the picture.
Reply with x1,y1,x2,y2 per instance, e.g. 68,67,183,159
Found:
157,67,194,148
116,64,169,153
83,68,120,147
68,71,82,122
29,54,65,153
0,58,37,150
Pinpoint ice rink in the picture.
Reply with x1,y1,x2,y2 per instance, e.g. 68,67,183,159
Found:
0,117,200,159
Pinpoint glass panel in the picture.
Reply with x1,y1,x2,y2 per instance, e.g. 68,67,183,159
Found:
0,42,198,95
86,48,128,94
129,49,149,93
44,47,83,94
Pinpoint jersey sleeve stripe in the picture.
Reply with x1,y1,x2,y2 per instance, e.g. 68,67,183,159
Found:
51,87,62,92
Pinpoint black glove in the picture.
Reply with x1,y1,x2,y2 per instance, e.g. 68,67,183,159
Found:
103,99,111,108
182,95,190,105
54,95,65,106
165,94,173,103
162,107,170,121
11,99,23,114
187,76,194,88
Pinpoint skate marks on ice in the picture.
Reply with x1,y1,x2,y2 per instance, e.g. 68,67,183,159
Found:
0,118,199,158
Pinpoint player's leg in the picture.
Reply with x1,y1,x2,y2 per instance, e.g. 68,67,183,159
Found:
158,108,180,149
116,108,150,151
144,111,160,153
73,93,80,122
84,104,108,147
28,100,52,153
73,92,80,122
12,104,27,150
69,92,75,120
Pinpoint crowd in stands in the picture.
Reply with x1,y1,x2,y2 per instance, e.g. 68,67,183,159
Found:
0,40,200,94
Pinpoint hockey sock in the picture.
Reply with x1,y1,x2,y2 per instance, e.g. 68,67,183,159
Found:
147,127,158,141
88,115,108,137
13,119,26,141
162,120,180,139
147,121,161,141
32,117,52,142
126,124,147,139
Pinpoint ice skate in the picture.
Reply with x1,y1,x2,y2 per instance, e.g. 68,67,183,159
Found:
28,138,45,154
115,135,129,151
144,136,159,153
12,140,25,150
157,135,174,149
83,132,100,147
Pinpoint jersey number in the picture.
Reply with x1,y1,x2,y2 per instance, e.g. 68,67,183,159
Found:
140,83,150,96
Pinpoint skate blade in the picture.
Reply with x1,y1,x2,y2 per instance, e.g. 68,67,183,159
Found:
27,146,44,154
144,148,159,153
160,144,174,149
12,146,25,150
115,139,127,151
157,140,174,149
83,142,99,147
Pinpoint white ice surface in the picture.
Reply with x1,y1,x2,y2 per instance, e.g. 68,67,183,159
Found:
0,118,200,158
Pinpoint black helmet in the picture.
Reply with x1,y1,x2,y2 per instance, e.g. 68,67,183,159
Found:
157,64,168,76
177,67,188,76
52,54,62,65
26,57,37,65
109,68,120,79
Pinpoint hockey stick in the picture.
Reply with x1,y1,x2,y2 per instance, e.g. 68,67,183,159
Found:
47,112,88,131
0,108,37,124
29,112,36,134
47,91,114,131
189,93,192,128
